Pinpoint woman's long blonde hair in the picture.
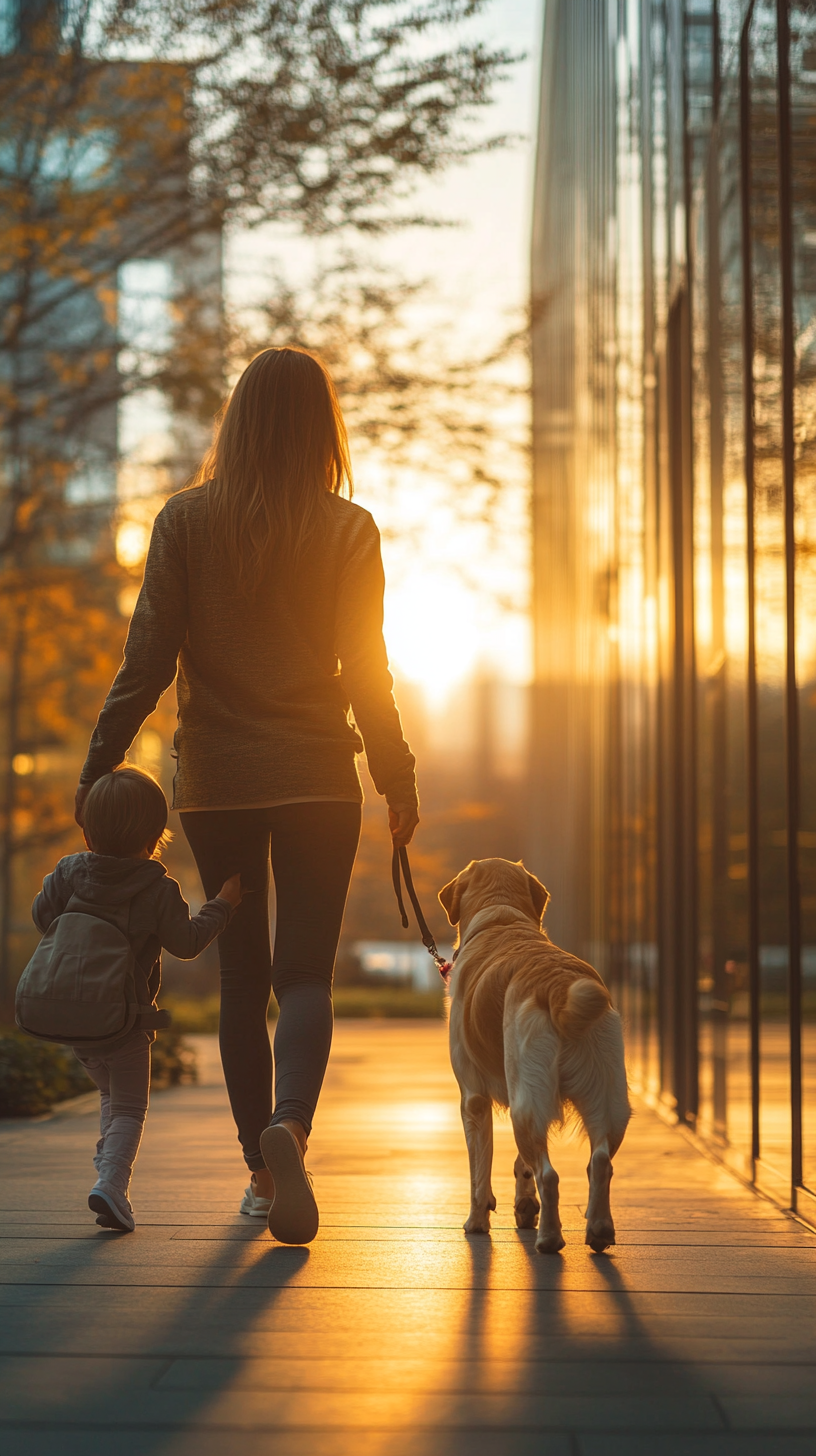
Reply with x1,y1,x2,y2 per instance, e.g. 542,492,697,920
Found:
191,347,352,582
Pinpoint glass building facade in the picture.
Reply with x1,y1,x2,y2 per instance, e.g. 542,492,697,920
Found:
530,0,816,1227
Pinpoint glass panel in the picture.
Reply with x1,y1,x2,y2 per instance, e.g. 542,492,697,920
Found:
529,0,617,989
718,25,754,1170
643,0,670,1104
532,0,816,1208
614,0,659,1098
688,1,720,1147
791,5,816,1195
692,1,754,1174
750,4,791,1183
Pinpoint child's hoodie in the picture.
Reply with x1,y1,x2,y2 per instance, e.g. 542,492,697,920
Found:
33,853,231,1034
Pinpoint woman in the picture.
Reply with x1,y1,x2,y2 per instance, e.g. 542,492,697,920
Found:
75,347,419,1244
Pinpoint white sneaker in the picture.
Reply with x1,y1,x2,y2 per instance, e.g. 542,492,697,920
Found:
88,1183,135,1233
260,1124,319,1245
240,1177,273,1218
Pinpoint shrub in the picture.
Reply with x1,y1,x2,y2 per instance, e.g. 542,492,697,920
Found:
164,986,445,1032
0,1034,94,1117
0,1027,198,1115
151,1030,198,1087
332,987,445,1019
162,995,220,1034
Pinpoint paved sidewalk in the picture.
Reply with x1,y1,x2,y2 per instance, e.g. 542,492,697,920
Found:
1,1020,815,1456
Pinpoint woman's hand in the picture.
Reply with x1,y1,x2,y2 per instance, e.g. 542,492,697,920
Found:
388,803,419,848
218,874,244,908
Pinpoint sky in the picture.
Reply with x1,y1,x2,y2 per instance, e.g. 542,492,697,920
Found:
375,0,543,333
227,0,544,703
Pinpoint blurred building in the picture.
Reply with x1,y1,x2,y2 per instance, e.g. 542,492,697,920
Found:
531,0,816,1227
0,0,221,994
350,943,454,994
0,0,221,536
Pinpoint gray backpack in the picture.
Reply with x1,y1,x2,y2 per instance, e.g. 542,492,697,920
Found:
15,892,169,1047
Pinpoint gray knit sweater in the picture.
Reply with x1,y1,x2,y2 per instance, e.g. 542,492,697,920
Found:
81,486,417,811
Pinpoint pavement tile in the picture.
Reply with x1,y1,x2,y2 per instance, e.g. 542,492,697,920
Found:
578,1439,816,1456
0,1386,727,1429
722,1396,816,1429
154,1354,711,1395
0,1021,814,1450
0,1434,574,1456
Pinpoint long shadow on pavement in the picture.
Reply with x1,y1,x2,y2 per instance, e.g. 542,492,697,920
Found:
0,1215,314,1453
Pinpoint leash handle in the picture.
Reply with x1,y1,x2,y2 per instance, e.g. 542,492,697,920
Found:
391,845,410,929
391,845,451,981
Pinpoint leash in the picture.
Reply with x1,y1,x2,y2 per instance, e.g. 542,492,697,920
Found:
391,845,452,984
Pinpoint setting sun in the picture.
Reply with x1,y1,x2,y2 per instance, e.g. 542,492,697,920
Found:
383,572,483,700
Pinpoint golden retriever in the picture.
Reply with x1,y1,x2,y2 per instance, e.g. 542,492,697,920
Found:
439,857,630,1253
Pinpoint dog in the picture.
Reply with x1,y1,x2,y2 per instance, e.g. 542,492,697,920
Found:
438,857,631,1253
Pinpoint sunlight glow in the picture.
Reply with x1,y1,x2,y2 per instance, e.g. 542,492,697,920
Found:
115,520,151,569
383,569,532,703
386,1101,460,1131
384,573,483,700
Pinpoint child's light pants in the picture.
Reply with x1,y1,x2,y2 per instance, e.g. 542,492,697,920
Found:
74,1029,151,1198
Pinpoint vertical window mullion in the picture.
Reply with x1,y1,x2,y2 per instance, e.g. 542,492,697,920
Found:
739,0,761,1175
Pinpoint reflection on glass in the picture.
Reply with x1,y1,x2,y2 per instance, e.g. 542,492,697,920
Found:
791,4,816,1195
690,0,721,1150
689,0,754,1175
747,7,791,1185
532,0,816,1221
612,1,659,1105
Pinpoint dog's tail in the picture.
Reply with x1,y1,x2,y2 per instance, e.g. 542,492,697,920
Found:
550,977,612,1037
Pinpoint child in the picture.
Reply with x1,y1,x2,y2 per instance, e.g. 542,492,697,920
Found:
30,766,242,1232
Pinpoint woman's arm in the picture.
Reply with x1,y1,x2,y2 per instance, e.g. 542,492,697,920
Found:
77,505,188,814
336,514,419,840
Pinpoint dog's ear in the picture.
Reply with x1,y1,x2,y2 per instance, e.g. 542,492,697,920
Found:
439,867,471,925
524,869,550,921
438,875,462,925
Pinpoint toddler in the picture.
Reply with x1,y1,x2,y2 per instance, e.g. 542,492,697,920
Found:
30,766,241,1231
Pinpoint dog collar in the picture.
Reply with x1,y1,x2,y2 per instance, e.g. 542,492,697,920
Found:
456,904,537,958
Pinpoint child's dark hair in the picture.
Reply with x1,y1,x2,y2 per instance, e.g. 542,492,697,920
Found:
82,767,171,859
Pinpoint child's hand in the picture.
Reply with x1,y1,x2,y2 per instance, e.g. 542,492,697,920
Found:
218,874,243,909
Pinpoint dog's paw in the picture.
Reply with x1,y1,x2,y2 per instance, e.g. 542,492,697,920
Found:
464,1212,492,1235
514,1196,540,1230
585,1221,615,1254
535,1230,565,1254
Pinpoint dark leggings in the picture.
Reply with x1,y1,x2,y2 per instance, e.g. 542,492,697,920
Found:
180,801,361,1171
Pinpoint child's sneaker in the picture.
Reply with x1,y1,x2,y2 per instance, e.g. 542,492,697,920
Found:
240,1176,273,1218
88,1182,135,1233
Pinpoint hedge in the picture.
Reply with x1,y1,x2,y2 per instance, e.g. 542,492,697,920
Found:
163,985,446,1033
0,1029,198,1117
0,1035,94,1117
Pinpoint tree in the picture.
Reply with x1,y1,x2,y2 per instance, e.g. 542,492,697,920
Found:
0,0,516,1001
2,0,515,549
227,256,528,495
